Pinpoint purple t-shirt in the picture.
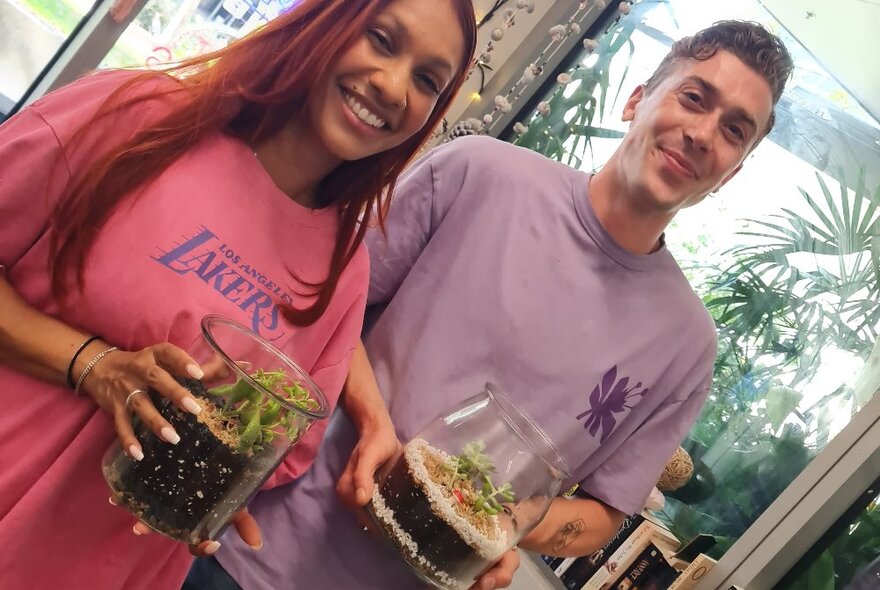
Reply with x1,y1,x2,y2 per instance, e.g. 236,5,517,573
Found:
217,135,716,589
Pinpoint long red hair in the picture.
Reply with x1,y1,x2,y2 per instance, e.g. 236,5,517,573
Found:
50,0,476,325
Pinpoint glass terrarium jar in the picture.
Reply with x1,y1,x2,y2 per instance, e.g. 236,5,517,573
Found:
368,383,570,590
102,314,328,544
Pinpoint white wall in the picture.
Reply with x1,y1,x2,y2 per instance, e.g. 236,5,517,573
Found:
443,0,556,126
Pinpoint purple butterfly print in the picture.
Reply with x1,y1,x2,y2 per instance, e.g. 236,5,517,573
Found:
576,365,648,443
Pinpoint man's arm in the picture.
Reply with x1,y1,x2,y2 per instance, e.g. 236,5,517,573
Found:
520,497,627,557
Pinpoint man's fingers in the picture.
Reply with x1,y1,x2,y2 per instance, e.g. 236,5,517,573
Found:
491,549,520,588
469,549,519,590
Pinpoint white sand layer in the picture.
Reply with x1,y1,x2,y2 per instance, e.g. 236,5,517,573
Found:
370,485,461,589
405,438,508,559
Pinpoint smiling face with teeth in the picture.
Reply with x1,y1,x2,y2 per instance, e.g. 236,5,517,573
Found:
300,0,466,163
607,50,774,218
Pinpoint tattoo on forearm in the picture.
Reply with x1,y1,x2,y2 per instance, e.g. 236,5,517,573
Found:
551,519,586,553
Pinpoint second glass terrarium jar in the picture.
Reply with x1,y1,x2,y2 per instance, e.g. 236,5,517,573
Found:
102,314,328,544
368,383,570,590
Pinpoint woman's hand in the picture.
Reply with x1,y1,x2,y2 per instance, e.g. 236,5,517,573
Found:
80,342,220,459
120,501,263,556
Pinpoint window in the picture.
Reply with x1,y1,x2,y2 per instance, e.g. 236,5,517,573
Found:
509,0,880,562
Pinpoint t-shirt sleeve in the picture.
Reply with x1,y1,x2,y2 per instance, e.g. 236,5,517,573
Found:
365,138,475,305
579,344,716,516
0,70,179,271
0,107,70,270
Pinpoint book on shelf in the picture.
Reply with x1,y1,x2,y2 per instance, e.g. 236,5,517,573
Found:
582,519,680,590
637,559,680,590
554,557,579,577
613,541,671,590
542,555,566,568
558,514,646,589
666,554,717,590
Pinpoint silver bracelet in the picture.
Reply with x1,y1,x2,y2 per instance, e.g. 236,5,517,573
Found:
73,346,119,396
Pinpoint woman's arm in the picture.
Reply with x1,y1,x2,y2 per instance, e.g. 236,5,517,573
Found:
336,339,400,507
0,276,97,383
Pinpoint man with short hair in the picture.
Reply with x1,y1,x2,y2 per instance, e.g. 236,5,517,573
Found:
210,19,794,590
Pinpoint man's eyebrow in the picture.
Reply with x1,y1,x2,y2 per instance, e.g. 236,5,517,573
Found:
679,75,759,134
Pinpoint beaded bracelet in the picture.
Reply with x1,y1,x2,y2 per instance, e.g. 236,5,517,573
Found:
66,335,102,388
73,346,119,396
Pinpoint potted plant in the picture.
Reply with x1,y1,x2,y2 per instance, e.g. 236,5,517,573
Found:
368,385,569,590
102,315,328,544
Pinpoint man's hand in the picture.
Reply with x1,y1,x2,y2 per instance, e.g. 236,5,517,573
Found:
468,549,520,590
336,419,402,508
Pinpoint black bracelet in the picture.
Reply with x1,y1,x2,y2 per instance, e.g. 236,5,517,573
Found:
66,335,102,388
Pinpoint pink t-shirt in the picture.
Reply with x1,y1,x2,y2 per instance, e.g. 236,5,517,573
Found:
0,70,368,589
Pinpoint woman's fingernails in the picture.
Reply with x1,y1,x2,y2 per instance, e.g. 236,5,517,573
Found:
133,524,143,535
204,541,221,555
109,496,118,506
356,487,367,503
160,426,181,444
128,444,144,461
181,396,203,415
186,363,205,380
249,539,263,551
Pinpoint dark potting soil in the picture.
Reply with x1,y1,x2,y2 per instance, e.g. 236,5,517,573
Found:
374,454,490,585
110,378,260,543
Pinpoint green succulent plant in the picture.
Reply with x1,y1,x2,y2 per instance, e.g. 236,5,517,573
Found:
443,440,516,516
206,369,319,453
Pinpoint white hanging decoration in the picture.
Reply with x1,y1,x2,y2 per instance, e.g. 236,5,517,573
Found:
442,118,485,143
549,24,567,41
494,95,513,112
513,122,529,134
454,0,638,139
524,63,541,82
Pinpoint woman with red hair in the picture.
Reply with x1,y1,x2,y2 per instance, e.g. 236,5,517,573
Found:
0,0,475,587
